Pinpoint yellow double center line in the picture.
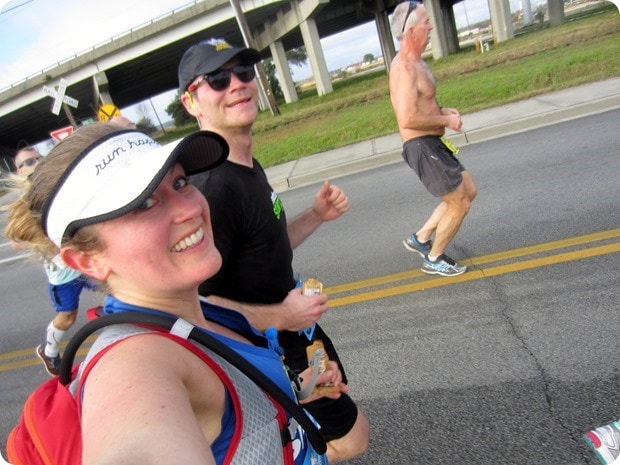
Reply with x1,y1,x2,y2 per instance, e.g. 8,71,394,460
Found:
1,229,618,373
325,228,620,307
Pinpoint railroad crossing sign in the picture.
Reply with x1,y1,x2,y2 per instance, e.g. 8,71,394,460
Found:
98,104,121,122
42,78,79,115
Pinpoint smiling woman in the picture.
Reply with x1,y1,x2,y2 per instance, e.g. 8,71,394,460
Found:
3,123,341,464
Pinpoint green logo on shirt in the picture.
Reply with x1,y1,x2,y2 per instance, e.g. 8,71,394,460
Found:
271,191,283,219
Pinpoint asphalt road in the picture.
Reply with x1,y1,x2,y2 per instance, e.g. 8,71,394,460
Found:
1,109,618,464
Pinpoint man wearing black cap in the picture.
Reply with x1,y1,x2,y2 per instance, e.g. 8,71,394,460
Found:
178,38,369,462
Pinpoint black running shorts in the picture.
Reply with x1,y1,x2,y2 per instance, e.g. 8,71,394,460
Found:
402,135,465,197
279,324,359,441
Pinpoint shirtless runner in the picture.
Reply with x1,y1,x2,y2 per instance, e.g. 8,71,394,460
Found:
389,1,477,277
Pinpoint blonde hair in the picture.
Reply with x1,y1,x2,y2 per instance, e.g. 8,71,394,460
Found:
3,123,121,260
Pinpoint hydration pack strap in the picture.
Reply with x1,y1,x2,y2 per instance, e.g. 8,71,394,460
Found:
59,311,327,455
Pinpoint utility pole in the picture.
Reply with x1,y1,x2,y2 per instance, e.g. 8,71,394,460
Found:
149,98,167,135
229,0,280,116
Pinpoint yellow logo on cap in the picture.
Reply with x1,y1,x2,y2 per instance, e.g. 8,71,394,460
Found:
207,38,232,52
215,42,232,52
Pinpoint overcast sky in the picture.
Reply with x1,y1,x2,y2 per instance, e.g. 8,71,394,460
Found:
0,0,512,125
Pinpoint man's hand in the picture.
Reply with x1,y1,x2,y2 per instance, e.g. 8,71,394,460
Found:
311,181,350,222
441,107,463,131
278,287,329,331
287,180,349,250
298,360,348,404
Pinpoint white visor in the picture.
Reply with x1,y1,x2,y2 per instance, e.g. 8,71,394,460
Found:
43,130,228,248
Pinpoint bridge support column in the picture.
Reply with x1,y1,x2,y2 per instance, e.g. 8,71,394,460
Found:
522,0,534,25
269,40,298,103
441,3,461,55
93,72,113,108
548,0,566,26
375,9,396,72
488,0,514,43
426,0,449,58
256,84,270,112
299,17,332,96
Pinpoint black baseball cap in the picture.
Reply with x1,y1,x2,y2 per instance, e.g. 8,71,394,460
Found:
178,38,261,91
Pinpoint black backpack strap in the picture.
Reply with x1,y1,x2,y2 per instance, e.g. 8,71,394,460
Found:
59,311,327,454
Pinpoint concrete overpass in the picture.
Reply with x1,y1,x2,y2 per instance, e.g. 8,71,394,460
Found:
0,0,525,165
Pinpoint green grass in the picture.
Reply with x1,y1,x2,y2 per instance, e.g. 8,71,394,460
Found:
160,5,619,168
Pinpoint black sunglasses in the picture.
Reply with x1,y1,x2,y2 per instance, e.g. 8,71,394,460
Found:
188,64,256,92
18,156,41,169
401,1,420,33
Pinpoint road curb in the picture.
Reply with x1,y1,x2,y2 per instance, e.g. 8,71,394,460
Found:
460,93,620,145
268,90,620,192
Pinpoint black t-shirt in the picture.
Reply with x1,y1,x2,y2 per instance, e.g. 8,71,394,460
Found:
192,159,295,304
190,159,348,379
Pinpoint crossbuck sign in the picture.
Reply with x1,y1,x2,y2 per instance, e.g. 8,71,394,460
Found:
42,78,79,115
